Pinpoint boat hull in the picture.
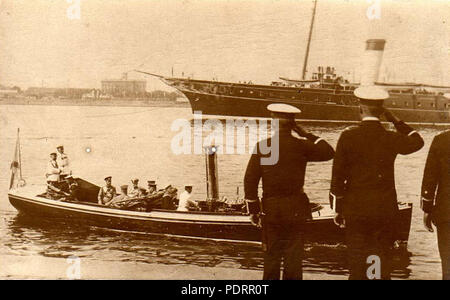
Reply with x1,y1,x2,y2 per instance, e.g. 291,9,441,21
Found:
8,192,413,244
182,90,450,124
160,75,450,123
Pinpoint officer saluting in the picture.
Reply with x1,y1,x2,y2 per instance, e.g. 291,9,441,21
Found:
244,103,335,280
421,130,450,280
330,86,424,280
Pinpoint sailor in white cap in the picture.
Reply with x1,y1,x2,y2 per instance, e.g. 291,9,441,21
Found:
244,103,335,280
45,152,67,199
330,85,424,280
177,184,197,212
56,145,71,179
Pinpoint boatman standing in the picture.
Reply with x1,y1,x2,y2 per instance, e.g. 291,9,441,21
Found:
330,86,424,280
98,176,117,205
56,145,71,179
244,103,335,280
46,152,68,199
421,130,450,280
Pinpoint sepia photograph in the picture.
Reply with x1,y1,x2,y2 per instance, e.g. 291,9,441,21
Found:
0,0,449,283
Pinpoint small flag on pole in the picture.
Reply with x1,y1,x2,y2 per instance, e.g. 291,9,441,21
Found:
10,128,24,189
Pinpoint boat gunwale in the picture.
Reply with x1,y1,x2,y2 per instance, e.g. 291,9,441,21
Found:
165,77,450,98
8,191,411,225
8,193,257,225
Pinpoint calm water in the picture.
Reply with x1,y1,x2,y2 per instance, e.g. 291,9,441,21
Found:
0,105,446,279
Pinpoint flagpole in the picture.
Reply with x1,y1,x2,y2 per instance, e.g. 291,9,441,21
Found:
9,128,23,189
18,128,22,180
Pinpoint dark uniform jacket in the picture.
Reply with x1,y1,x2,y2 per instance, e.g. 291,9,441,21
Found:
330,120,424,218
421,130,450,224
244,130,335,221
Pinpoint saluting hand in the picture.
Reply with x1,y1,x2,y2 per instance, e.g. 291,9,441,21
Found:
333,213,346,228
423,213,434,233
383,108,400,123
292,124,308,138
250,214,262,228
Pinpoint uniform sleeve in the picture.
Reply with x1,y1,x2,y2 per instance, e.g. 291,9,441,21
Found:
46,163,58,175
421,136,440,213
392,121,424,155
244,147,261,214
329,131,348,214
303,133,335,162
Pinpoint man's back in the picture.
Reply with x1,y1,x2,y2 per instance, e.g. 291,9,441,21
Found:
331,120,424,218
245,131,335,200
422,130,450,224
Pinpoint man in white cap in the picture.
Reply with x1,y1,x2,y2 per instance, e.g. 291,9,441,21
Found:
45,152,70,199
330,86,424,280
56,145,71,179
244,103,335,280
177,184,197,211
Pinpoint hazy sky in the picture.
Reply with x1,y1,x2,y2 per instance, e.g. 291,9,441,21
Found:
0,0,449,90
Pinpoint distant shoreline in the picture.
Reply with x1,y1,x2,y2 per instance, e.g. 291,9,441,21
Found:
0,97,190,108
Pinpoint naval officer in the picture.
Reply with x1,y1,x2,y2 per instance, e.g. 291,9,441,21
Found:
330,86,424,280
244,103,335,280
98,176,117,205
421,130,450,280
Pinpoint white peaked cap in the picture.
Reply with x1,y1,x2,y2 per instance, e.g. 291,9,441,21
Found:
267,103,301,114
354,86,389,100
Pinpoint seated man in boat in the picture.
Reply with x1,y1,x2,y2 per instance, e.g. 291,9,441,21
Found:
98,176,117,205
161,185,178,210
146,180,157,196
46,183,70,200
105,184,148,211
63,175,80,202
177,185,198,211
128,178,145,198
145,185,178,210
105,185,130,209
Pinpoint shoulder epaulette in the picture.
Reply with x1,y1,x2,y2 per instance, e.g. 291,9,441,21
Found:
343,125,358,132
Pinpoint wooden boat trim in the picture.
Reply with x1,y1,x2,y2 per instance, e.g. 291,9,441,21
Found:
8,193,255,225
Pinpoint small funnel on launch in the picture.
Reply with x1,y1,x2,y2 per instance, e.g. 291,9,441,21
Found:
360,39,386,86
205,145,219,206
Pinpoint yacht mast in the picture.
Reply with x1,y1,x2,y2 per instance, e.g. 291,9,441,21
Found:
302,0,318,80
